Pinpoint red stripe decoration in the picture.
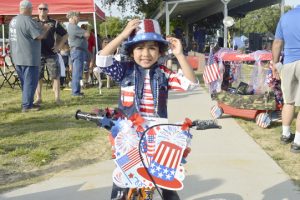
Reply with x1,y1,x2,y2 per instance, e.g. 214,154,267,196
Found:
140,107,155,113
203,63,220,84
144,19,155,33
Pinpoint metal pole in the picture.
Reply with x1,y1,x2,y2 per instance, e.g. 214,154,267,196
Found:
93,12,98,52
223,2,228,48
165,3,170,36
2,24,5,55
281,0,285,16
2,24,5,73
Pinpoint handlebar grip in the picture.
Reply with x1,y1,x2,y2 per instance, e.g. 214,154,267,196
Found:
75,110,102,124
192,120,222,130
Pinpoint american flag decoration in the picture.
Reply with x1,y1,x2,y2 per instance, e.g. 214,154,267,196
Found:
256,113,271,128
210,105,223,119
203,47,221,84
136,19,161,36
116,148,141,172
124,19,168,48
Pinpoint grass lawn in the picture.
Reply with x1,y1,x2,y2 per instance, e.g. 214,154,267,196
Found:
0,81,118,192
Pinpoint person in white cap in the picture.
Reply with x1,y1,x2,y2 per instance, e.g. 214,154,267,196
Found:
96,18,198,200
9,0,51,112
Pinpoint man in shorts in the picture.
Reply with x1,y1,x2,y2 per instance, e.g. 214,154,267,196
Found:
35,3,68,105
272,5,300,153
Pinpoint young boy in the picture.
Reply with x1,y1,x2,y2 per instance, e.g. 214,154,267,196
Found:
96,19,198,200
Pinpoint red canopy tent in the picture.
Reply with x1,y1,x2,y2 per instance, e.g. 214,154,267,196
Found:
0,0,105,23
0,0,106,53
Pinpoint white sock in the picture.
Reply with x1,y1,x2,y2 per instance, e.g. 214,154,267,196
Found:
282,126,291,137
294,132,300,145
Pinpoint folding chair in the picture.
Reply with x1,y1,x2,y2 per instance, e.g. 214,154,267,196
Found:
0,56,14,89
4,55,21,89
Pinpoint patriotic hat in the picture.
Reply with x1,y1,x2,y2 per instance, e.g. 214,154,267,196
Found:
123,19,169,50
137,141,183,190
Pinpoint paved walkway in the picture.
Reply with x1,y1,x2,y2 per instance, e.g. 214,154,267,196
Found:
1,87,300,200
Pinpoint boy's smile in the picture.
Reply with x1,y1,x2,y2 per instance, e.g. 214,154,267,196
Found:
132,41,161,68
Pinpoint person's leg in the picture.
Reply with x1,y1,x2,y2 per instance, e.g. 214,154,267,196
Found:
281,103,295,134
280,62,296,144
110,182,128,200
15,65,24,89
47,55,61,103
53,78,61,103
71,50,83,95
35,80,43,104
161,189,180,200
35,59,45,104
291,61,300,152
23,66,39,109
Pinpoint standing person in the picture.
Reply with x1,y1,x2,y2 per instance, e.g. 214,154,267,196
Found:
272,5,300,153
87,28,96,85
35,3,68,105
96,19,198,200
67,11,89,97
9,0,51,112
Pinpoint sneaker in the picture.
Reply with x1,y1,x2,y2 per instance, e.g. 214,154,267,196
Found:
22,104,40,113
290,142,300,153
280,133,295,145
72,92,84,97
33,99,42,105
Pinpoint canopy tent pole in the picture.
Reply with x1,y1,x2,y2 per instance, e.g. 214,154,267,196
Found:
2,24,4,55
93,11,99,52
1,22,5,73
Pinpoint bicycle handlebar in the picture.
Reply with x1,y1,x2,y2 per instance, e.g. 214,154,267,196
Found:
75,109,222,130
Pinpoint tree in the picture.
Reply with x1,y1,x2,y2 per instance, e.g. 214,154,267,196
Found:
98,16,125,38
233,5,292,35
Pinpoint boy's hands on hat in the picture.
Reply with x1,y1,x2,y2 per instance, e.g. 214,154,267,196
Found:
166,36,183,56
120,19,140,40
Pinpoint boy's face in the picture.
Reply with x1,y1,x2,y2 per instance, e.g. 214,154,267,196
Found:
132,41,161,69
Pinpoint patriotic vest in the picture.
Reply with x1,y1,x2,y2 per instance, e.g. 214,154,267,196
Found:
118,64,168,118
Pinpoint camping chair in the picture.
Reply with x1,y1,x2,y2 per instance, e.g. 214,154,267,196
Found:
0,55,15,89
4,55,21,88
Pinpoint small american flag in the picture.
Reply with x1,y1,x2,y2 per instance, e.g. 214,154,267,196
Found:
203,47,220,84
116,148,141,172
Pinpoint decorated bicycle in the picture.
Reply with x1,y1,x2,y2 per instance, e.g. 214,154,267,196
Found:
75,108,221,200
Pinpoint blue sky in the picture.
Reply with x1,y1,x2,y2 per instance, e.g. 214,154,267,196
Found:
285,0,299,7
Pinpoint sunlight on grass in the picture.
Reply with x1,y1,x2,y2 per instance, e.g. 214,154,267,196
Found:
0,82,119,192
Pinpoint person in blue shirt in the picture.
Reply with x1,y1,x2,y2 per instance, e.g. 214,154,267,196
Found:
272,5,300,153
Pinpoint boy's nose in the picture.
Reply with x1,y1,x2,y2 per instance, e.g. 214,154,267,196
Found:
142,49,150,56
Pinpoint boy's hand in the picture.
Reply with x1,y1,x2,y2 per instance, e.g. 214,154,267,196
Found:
120,19,141,40
166,36,183,56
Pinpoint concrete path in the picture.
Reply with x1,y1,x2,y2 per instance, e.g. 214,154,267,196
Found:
1,87,300,200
